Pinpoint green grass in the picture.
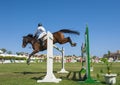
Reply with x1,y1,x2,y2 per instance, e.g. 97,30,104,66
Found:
0,62,120,85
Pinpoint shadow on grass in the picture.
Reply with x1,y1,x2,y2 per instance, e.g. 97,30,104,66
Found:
31,75,45,80
66,71,87,81
14,71,106,84
101,81,106,84
14,71,57,75
25,71,87,81
66,71,106,85
14,71,46,75
30,71,59,80
14,71,58,80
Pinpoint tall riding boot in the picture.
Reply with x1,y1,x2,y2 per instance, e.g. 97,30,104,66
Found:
38,39,43,46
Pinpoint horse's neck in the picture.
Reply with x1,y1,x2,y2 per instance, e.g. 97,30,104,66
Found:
29,38,38,44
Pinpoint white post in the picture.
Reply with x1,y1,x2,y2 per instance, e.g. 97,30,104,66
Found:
37,31,61,83
58,47,69,73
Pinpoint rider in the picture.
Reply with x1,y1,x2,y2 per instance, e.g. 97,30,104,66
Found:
34,23,47,46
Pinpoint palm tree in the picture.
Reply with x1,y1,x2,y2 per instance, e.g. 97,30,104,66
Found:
107,50,111,58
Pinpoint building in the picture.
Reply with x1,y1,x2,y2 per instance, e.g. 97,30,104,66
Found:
103,50,120,61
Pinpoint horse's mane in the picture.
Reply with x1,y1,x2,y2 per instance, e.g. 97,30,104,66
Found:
27,34,34,38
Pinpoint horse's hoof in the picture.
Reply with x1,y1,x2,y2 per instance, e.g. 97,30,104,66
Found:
27,59,30,65
71,43,76,47
27,61,30,65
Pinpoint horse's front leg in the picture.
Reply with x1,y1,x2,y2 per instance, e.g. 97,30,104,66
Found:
27,50,38,65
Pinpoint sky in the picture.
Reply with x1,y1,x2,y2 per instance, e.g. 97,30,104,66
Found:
0,0,120,57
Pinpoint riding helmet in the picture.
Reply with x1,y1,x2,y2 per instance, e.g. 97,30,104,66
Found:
38,23,42,26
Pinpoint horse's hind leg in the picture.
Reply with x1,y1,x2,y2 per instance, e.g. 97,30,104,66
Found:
59,37,76,47
54,32,76,47
67,37,76,46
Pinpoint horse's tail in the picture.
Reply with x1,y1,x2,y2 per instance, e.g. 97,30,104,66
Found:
59,29,80,35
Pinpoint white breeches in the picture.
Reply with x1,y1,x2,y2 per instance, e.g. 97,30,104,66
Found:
38,32,47,40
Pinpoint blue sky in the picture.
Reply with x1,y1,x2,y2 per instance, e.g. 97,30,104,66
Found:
0,0,120,57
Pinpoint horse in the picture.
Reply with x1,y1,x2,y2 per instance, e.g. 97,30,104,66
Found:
22,29,80,65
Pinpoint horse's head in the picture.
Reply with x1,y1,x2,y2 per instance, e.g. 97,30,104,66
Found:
22,34,34,48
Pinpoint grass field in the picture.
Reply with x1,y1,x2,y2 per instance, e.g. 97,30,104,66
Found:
0,62,120,85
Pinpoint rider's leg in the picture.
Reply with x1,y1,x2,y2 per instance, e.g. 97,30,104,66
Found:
38,32,46,46
38,38,43,46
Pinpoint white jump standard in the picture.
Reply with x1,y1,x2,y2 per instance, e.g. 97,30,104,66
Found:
37,31,61,83
53,46,69,73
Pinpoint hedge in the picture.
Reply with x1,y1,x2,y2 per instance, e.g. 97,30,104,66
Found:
0,56,26,60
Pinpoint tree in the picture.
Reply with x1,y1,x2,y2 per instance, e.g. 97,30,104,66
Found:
0,48,7,53
92,56,97,59
0,50,3,54
16,52,29,56
108,50,111,58
7,51,12,54
16,52,21,55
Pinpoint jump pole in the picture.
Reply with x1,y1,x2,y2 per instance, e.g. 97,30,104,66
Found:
53,45,68,73
37,31,61,83
81,43,86,69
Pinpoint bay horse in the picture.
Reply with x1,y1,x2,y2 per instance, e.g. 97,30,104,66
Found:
22,29,80,65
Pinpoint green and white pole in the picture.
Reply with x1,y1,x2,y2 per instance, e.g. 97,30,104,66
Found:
79,25,98,83
85,25,95,83
85,25,91,79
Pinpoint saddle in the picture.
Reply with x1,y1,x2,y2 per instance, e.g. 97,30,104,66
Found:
38,34,47,46
41,34,47,41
